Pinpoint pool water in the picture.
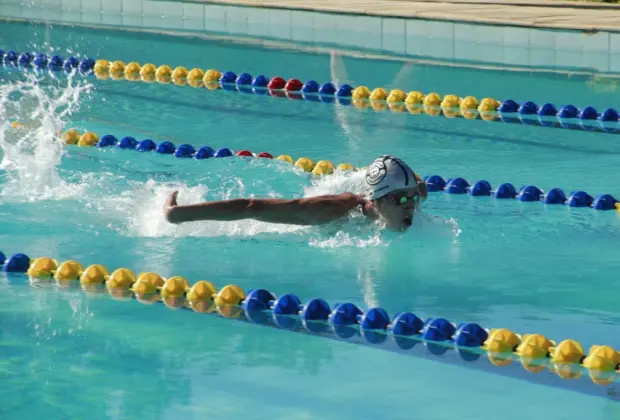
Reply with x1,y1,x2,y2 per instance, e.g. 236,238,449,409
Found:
1,17,620,420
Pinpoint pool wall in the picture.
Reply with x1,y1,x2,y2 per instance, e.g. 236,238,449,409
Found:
1,0,620,74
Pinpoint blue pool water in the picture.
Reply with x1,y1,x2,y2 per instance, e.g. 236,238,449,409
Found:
1,17,620,419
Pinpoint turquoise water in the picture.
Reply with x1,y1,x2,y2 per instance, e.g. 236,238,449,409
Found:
1,18,620,419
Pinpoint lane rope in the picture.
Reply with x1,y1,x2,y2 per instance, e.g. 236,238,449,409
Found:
2,49,620,135
12,124,618,212
1,249,619,393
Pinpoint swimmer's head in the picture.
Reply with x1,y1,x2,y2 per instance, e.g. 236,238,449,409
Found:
365,155,423,231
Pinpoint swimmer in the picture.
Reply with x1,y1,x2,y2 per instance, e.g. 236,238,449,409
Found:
163,155,427,231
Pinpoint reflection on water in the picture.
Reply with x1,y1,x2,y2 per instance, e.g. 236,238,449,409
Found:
0,277,335,418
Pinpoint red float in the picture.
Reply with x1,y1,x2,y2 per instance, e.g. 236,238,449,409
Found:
285,78,302,91
236,150,253,157
267,77,286,90
257,152,273,159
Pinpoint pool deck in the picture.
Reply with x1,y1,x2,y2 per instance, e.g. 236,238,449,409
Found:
198,0,620,32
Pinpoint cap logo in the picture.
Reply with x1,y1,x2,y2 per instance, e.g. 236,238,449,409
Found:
366,159,387,186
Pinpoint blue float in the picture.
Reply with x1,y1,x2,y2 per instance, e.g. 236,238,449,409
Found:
469,180,492,196
156,141,176,154
558,104,578,119
328,303,363,325
518,101,538,115
251,75,269,88
301,80,320,94
336,84,353,98
600,108,619,122
4,50,18,65
567,191,594,208
446,177,470,194
518,185,543,202
358,307,391,344
214,147,233,158
97,134,118,147
33,53,48,69
274,294,320,318
63,56,79,72
0,251,5,265
543,188,567,204
117,136,138,149
0,49,4,61
174,144,196,158
425,175,447,192
592,194,618,211
421,317,456,342
79,58,95,74
219,71,237,84
2,253,30,273
538,103,557,117
359,308,390,330
579,106,598,120
242,288,276,311
136,139,156,152
494,183,517,199
48,55,63,70
300,298,332,320
498,99,519,113
18,52,33,67
194,146,215,160
454,323,489,347
235,73,253,85
388,312,424,336
319,82,336,96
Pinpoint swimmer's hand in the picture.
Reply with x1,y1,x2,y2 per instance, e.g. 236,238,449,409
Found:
164,191,367,226
164,190,179,212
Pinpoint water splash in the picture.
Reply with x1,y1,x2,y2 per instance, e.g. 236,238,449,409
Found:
0,70,92,201
303,168,367,197
108,179,310,239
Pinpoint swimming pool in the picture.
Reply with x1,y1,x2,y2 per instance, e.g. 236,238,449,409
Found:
1,3,620,419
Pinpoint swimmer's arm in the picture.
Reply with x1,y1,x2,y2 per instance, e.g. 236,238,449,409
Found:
164,191,364,225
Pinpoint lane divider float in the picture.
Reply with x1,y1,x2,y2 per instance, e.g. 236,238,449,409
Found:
2,49,620,135
44,127,620,212
1,249,619,392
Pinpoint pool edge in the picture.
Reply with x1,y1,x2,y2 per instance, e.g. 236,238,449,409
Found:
177,0,620,33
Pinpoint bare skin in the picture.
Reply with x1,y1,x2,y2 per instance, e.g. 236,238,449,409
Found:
164,191,378,226
163,177,427,231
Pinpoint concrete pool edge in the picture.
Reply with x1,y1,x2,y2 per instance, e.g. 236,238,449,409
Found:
2,1,620,74
176,0,620,33
4,15,620,79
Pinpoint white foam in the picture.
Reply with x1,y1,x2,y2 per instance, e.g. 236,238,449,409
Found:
114,179,310,239
303,169,367,198
0,71,93,202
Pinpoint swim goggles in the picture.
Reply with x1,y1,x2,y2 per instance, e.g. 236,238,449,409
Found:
385,191,420,206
